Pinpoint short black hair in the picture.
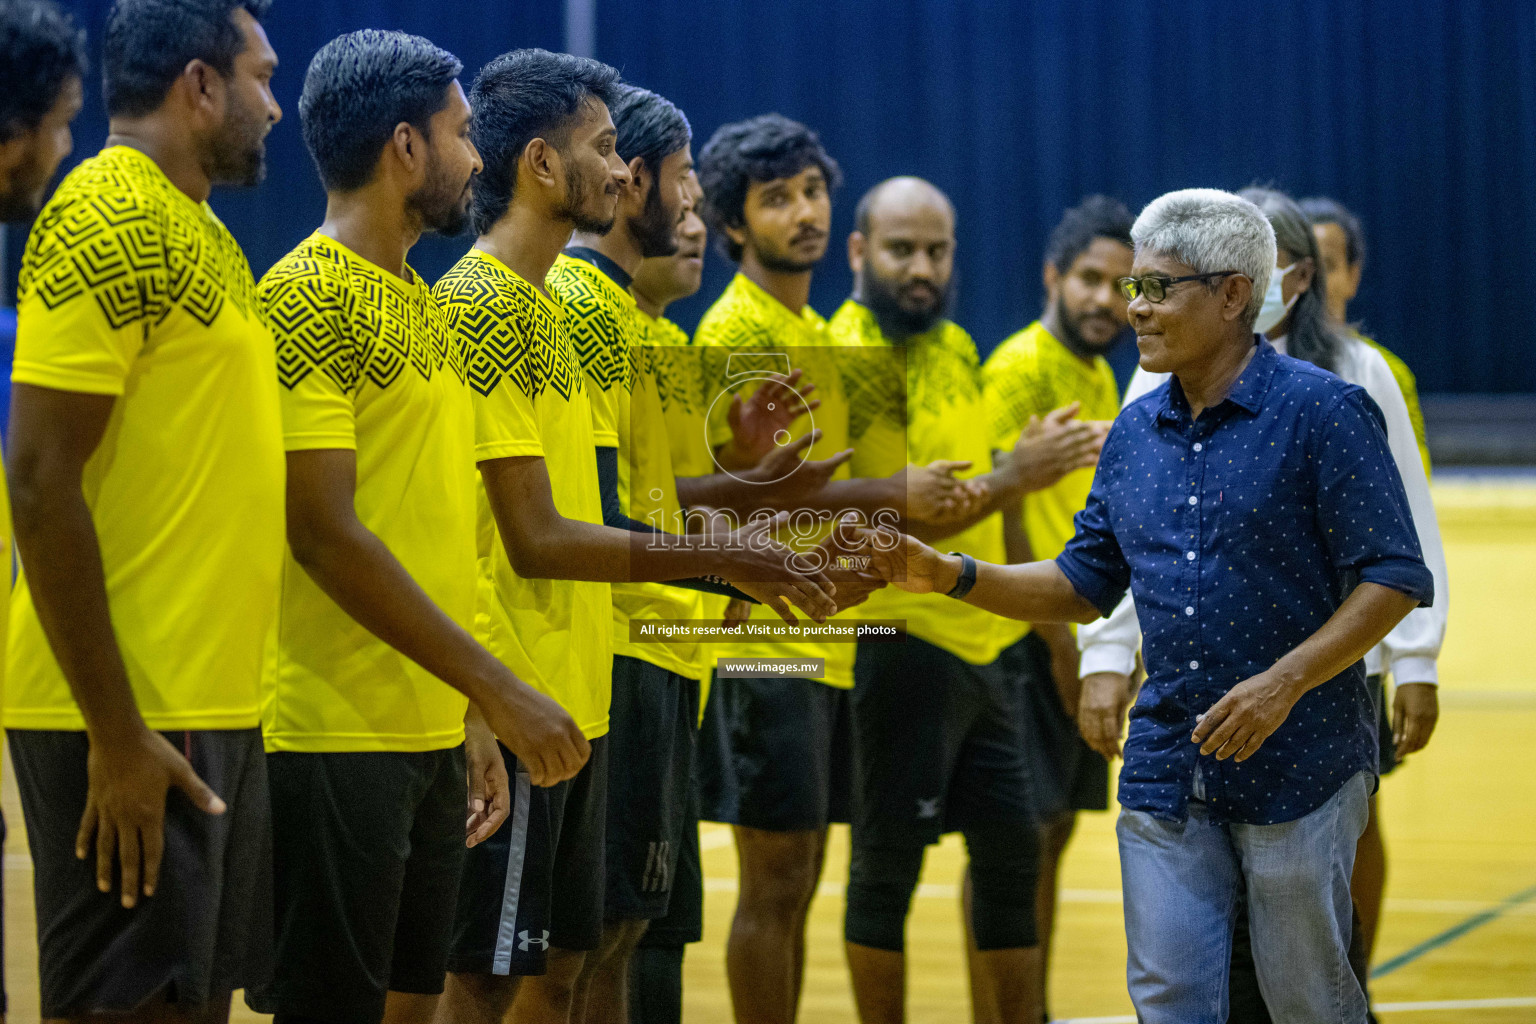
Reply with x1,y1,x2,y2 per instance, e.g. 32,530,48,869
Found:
467,48,620,235
697,113,841,262
1043,194,1133,274
0,0,85,143
299,29,462,192
611,83,690,178
103,0,270,118
1299,196,1365,268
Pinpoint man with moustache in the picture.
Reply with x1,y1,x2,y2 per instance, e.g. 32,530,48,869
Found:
5,0,283,1018
247,32,589,1024
980,195,1133,1021
831,177,1100,1024
626,179,717,1024
863,188,1432,1023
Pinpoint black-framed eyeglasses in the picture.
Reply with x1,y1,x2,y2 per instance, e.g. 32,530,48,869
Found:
1116,271,1240,303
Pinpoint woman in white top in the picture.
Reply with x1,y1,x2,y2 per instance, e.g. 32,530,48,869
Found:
1076,187,1448,1014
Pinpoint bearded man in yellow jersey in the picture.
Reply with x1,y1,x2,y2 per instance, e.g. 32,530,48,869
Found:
7,1,281,1018
0,3,83,1018
831,178,1102,1024
538,83,849,1024
246,33,590,1024
627,180,716,1024
980,195,1133,1022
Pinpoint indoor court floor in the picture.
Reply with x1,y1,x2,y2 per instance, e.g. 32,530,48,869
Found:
2,473,1532,1023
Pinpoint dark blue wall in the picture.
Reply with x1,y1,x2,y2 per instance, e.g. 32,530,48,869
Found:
12,0,1536,394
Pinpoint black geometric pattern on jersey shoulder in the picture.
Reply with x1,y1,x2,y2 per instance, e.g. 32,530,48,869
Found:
434,257,580,401
906,326,983,419
644,318,704,414
546,258,635,395
984,333,1079,440
261,238,465,393
19,151,256,330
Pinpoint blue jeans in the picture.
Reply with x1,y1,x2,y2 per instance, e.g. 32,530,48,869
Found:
1117,771,1371,1024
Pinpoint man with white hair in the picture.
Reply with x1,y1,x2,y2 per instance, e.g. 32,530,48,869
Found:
858,188,1433,1022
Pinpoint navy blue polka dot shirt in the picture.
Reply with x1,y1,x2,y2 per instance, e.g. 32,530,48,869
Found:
1056,340,1434,825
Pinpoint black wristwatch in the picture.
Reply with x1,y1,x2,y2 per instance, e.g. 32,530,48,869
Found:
944,552,977,599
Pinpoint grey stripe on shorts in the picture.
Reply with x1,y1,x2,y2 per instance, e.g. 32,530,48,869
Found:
491,768,534,975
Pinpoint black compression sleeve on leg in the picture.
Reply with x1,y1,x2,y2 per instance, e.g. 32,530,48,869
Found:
629,945,685,1024
965,824,1041,950
844,843,925,952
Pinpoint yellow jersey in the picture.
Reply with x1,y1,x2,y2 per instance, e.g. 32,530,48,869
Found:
832,300,1026,665
6,145,285,732
642,311,725,694
983,320,1120,564
260,232,474,753
694,274,862,688
434,249,613,740
546,253,706,680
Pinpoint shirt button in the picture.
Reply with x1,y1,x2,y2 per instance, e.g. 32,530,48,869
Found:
1188,495,1199,506
1186,551,1196,560
1185,606,1195,616
1193,442,1203,452
1190,660,1200,670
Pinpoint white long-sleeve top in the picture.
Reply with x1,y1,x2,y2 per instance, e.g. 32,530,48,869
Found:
1077,336,1448,685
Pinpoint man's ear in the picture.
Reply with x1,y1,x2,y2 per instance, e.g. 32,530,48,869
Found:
848,230,866,275
177,58,226,128
723,221,747,251
1042,260,1060,301
388,121,434,189
619,154,650,218
523,137,559,190
1222,274,1255,323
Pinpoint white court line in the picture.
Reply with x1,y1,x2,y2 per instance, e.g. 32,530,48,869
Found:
1058,1000,1536,1023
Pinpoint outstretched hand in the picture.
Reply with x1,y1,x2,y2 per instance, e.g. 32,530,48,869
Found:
1005,403,1106,494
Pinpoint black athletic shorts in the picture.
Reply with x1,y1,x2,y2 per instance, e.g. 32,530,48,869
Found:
719,674,853,832
605,656,699,921
8,728,273,1019
1005,632,1110,817
1370,673,1398,775
695,672,739,824
449,735,609,976
246,746,466,1024
851,634,1036,849
637,776,703,948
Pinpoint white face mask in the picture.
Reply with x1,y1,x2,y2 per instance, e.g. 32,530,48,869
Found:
1253,261,1301,335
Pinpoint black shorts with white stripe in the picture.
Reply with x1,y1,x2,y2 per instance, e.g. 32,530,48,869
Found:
447,736,609,976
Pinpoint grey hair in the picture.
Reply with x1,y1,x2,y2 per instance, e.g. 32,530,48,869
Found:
1130,188,1276,327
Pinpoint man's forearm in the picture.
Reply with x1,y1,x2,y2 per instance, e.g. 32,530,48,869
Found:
924,554,1100,624
10,484,145,742
290,517,512,709
1267,582,1422,699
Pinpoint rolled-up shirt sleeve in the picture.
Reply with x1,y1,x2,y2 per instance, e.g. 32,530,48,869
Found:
1054,447,1132,619
1313,387,1435,607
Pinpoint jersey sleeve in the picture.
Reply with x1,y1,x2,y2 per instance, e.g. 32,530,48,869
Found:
13,188,167,395
261,266,357,451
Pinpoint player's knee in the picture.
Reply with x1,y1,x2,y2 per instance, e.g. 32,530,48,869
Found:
844,844,924,952
741,841,822,914
966,825,1040,951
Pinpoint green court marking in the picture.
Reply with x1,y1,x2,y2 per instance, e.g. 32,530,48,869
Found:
1372,882,1536,979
